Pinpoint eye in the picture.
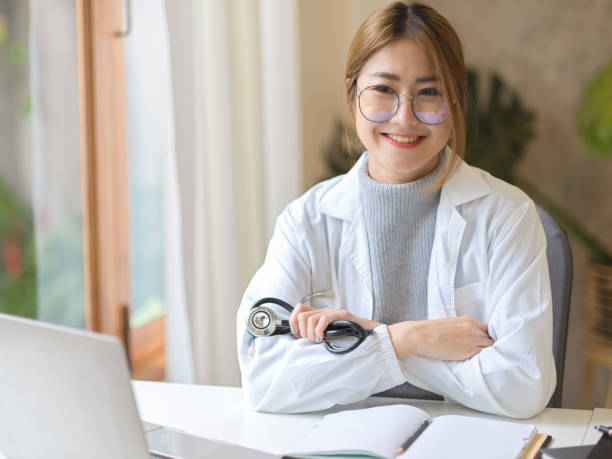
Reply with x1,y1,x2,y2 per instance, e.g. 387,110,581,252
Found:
417,87,443,97
371,85,395,95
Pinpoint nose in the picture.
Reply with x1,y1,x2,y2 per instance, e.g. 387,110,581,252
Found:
393,95,420,125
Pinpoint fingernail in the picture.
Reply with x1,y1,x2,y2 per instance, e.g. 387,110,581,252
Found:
316,336,321,343
290,326,296,334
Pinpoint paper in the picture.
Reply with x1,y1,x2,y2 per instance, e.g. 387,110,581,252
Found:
399,415,535,459
289,405,428,458
287,405,535,459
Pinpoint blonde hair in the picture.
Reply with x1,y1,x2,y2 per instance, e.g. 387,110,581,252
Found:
345,1,467,189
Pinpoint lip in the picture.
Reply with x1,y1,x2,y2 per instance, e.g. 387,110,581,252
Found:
382,133,426,148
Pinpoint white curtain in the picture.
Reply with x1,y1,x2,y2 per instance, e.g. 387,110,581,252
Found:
191,0,242,385
165,0,302,386
25,0,302,385
124,0,195,382
260,0,303,239
29,0,86,327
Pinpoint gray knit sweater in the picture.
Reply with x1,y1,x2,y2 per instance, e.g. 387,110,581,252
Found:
358,153,443,400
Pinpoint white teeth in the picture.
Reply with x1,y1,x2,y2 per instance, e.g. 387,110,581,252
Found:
387,134,421,143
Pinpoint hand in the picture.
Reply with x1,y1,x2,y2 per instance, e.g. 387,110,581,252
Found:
388,316,494,361
289,303,382,343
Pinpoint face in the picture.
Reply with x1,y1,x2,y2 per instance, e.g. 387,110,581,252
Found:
353,39,452,184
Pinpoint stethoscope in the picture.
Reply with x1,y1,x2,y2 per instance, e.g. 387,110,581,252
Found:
246,291,374,354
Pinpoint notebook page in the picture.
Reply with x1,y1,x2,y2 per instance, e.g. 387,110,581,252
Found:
400,415,535,459
288,405,429,459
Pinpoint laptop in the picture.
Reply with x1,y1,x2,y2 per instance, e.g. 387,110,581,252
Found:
0,313,278,459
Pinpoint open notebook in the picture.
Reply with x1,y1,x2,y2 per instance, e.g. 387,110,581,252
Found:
283,405,536,459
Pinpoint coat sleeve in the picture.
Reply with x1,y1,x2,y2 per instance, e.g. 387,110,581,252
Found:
397,200,556,418
236,206,406,413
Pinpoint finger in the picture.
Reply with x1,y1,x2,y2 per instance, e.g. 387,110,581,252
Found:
288,304,301,337
315,314,331,342
290,303,312,337
315,310,350,342
472,337,494,351
472,319,489,334
297,310,308,339
307,314,319,342
297,309,320,340
469,325,490,339
306,310,329,342
463,320,489,338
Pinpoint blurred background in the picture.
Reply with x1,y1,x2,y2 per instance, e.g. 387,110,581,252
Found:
0,0,611,410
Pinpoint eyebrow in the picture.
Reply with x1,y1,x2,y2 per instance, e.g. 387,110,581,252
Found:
415,75,439,83
367,72,439,83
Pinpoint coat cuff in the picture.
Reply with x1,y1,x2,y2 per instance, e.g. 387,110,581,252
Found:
373,325,406,388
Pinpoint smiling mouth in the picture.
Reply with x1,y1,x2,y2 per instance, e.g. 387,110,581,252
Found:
382,133,426,147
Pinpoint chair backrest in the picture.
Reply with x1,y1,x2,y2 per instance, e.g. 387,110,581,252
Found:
536,205,573,408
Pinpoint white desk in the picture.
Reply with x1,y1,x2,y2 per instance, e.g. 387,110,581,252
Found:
132,381,612,456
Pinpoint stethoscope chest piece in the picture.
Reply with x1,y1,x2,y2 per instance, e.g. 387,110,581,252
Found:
247,305,279,336
246,293,372,354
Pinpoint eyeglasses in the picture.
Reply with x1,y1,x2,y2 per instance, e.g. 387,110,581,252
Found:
356,85,452,125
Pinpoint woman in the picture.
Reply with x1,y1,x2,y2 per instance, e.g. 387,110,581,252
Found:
236,1,555,418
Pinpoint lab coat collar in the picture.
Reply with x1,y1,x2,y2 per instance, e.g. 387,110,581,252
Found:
318,153,366,221
319,149,491,221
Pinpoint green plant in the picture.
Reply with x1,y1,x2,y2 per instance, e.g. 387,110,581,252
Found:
464,70,536,183
0,14,37,316
0,14,31,119
576,61,612,159
320,119,361,182
465,68,612,265
0,179,37,318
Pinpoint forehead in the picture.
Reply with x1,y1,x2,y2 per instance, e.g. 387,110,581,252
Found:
359,38,435,83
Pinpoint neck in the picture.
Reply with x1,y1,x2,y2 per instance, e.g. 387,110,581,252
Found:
367,153,440,184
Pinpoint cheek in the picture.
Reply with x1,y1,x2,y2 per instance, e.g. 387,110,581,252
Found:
434,123,452,145
354,115,373,148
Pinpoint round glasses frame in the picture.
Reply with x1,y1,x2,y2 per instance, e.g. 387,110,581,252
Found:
355,85,453,125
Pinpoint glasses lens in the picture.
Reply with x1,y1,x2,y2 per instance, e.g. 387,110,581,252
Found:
359,87,397,123
413,88,449,125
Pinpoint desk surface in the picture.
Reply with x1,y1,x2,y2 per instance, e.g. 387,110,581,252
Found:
132,381,612,456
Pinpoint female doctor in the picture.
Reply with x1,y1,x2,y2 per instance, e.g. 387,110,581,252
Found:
236,1,556,418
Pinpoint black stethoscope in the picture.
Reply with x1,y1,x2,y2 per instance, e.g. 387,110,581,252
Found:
246,291,374,354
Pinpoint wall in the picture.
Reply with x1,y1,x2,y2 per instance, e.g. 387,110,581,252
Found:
298,0,356,187
299,0,612,408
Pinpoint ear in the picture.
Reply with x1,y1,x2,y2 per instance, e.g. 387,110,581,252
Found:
345,77,357,98
345,81,355,115
447,132,455,148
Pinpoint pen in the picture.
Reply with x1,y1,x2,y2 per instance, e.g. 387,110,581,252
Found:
595,425,612,437
534,434,553,458
396,419,431,455
533,434,553,459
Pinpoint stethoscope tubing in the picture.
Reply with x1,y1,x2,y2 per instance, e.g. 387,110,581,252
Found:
251,297,294,313
247,296,373,354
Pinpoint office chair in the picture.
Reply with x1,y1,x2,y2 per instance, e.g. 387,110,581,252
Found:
536,206,573,408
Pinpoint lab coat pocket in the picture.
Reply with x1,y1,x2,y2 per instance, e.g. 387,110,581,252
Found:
454,281,486,320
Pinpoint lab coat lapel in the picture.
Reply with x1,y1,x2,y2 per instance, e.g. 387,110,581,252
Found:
319,153,373,319
428,204,466,319
344,209,374,319
428,158,490,319
320,153,491,322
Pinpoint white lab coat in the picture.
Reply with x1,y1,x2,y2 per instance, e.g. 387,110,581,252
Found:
236,152,556,418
